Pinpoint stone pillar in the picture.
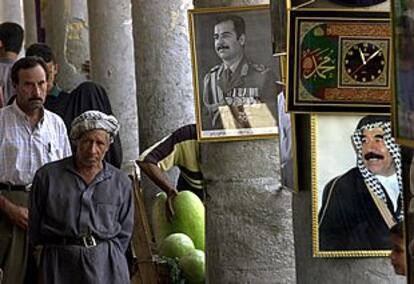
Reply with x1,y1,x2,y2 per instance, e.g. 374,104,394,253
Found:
131,0,195,147
87,0,139,169
194,0,295,283
130,0,195,210
43,0,89,91
0,0,24,25
23,0,37,48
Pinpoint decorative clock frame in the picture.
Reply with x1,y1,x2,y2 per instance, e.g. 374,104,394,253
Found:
286,9,391,113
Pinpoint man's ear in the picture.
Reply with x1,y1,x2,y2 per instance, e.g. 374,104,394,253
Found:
238,34,246,47
0,40,4,50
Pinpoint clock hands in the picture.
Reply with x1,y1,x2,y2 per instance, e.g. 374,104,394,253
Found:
365,49,381,64
358,48,366,65
350,49,382,76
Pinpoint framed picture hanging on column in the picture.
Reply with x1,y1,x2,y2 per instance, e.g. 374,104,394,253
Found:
286,9,391,113
311,113,394,257
188,5,279,142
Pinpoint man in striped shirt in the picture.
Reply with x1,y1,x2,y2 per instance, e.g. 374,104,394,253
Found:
137,124,202,216
0,56,71,284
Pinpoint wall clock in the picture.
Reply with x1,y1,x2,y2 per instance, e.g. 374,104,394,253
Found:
287,9,391,113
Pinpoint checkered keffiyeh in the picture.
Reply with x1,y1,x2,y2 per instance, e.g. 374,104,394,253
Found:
70,110,120,143
351,118,403,220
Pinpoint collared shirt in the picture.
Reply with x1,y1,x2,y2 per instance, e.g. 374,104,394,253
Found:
0,101,72,185
29,157,134,283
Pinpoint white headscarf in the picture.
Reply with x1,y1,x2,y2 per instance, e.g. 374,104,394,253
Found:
70,110,120,143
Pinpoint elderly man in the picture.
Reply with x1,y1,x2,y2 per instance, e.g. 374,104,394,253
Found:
319,115,403,251
0,56,71,284
29,111,134,284
202,15,276,130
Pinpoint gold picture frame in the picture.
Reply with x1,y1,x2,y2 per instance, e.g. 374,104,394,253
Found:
188,5,279,142
310,113,391,257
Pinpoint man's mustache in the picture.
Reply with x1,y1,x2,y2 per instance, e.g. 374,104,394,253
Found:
217,45,229,51
29,98,43,102
364,152,384,160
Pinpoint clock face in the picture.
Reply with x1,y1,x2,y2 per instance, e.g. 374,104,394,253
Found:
344,42,385,83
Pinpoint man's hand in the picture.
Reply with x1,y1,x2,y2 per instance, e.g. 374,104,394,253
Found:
4,202,28,230
166,188,178,222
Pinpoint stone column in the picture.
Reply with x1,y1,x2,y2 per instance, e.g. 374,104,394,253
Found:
131,0,195,147
130,0,195,211
43,0,89,91
87,0,139,169
23,0,37,48
194,0,295,283
0,0,24,25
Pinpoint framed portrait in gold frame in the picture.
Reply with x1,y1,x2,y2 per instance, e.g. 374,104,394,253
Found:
287,9,392,113
311,113,392,257
188,5,279,142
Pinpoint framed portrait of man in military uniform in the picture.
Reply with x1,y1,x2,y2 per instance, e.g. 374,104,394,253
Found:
188,5,279,142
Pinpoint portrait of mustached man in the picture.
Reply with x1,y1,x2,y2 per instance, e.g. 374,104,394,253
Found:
201,14,276,130
318,115,403,251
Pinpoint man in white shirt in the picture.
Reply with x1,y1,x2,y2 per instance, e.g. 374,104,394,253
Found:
0,56,71,284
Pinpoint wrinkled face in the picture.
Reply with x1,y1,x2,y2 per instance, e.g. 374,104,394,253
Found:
46,61,58,93
75,129,110,169
361,127,395,176
214,20,245,62
15,65,47,113
390,234,406,276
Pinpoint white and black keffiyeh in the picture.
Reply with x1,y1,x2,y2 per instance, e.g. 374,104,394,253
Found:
70,110,120,143
351,117,403,220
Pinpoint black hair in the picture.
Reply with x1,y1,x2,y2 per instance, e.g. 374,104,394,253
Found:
214,15,246,39
11,56,48,84
0,22,24,54
26,43,55,63
390,221,404,239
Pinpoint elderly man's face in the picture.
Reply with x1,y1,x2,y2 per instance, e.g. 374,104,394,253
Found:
390,233,406,276
361,127,395,176
76,129,110,168
15,65,47,113
214,20,245,63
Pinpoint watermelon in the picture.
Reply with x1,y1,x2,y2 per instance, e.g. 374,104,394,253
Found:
179,249,205,284
159,233,195,259
152,190,205,250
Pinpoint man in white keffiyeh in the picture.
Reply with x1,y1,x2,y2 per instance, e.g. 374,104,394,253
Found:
29,110,134,283
319,115,403,251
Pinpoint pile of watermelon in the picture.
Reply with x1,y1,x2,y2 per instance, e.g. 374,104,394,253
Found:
152,191,205,284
